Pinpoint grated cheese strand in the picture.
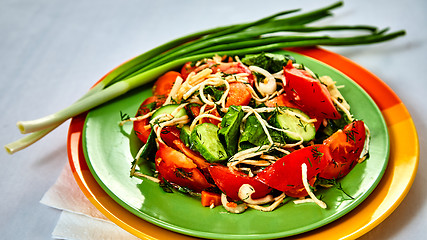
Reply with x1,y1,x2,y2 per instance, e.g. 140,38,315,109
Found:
189,114,222,131
119,110,155,126
164,76,183,105
132,172,161,183
247,193,286,212
301,163,327,209
332,97,353,121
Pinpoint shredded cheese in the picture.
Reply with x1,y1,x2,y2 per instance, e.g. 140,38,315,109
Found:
189,113,222,131
163,76,183,105
332,97,353,121
358,123,371,163
118,110,154,126
247,193,286,212
301,163,327,209
320,75,350,110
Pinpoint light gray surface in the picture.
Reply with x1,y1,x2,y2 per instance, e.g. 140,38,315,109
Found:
0,0,425,239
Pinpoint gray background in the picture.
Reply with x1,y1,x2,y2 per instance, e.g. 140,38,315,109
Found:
1,0,426,239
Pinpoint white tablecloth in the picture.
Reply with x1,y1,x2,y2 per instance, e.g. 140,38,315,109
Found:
1,0,426,239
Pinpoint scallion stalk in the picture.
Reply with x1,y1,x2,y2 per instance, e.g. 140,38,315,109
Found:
5,1,406,154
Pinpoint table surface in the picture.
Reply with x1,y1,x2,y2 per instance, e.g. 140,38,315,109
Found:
1,0,425,239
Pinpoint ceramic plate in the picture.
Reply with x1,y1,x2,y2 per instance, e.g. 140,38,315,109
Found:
80,49,390,239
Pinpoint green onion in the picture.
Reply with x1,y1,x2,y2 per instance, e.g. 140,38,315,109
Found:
5,1,405,154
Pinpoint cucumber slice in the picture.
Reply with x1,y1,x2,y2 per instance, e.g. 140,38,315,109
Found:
151,104,187,120
190,123,228,162
274,107,316,143
179,125,192,147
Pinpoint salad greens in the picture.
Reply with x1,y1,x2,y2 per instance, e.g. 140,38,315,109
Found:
127,50,370,213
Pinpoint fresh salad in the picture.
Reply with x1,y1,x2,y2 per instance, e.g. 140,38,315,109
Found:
122,52,370,213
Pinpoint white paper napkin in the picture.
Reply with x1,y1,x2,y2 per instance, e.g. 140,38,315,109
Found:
40,164,140,240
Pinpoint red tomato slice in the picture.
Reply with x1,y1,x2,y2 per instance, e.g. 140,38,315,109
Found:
201,191,222,207
211,62,255,86
133,96,165,143
285,177,317,198
173,139,210,171
180,62,197,80
319,120,366,179
182,60,254,85
186,104,221,126
155,142,212,192
283,61,340,120
159,126,181,150
152,71,182,96
225,82,252,107
264,93,300,109
208,165,271,201
255,145,332,192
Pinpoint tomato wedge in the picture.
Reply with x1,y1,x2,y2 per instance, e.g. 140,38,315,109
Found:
283,61,340,120
155,142,212,192
186,104,221,126
319,120,366,179
173,139,210,171
181,60,254,85
208,165,271,201
180,62,197,80
152,71,182,96
225,82,252,107
264,93,300,109
159,126,181,150
256,145,332,193
133,96,165,143
201,191,222,207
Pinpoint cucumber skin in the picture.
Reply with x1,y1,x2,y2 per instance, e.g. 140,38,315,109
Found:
190,123,228,163
179,125,192,147
274,107,316,143
151,104,187,120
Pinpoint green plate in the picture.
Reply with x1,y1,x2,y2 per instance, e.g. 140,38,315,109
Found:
82,50,389,239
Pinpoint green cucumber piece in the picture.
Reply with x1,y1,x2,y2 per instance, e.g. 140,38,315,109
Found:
274,107,316,143
190,123,228,162
179,125,192,147
151,104,187,120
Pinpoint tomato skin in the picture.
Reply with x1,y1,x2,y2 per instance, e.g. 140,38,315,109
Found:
155,142,212,192
133,96,165,143
256,145,332,193
285,177,317,198
159,126,181,150
265,94,300,109
181,60,254,85
201,191,222,207
152,71,182,97
173,139,210,171
225,82,252,107
283,61,340,120
180,62,196,80
319,120,366,179
186,104,221,126
208,165,271,201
